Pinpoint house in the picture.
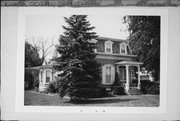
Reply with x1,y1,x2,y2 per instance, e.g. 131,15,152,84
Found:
29,37,143,93
94,37,143,93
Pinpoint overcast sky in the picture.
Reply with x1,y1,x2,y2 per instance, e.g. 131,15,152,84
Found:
25,14,129,59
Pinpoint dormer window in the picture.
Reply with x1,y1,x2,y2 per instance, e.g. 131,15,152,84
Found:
89,39,98,53
106,43,111,52
120,43,127,55
105,40,113,53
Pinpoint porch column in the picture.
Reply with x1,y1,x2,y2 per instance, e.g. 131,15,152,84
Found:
137,65,141,89
116,65,120,75
116,65,121,87
43,69,46,85
39,70,41,83
115,65,120,78
125,65,129,93
39,69,46,92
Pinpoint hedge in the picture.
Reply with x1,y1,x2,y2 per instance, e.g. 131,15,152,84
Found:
140,80,160,94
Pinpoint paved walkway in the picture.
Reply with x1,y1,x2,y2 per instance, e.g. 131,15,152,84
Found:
24,91,159,107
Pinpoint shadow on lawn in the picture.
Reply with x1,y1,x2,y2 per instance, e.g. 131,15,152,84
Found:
64,98,139,104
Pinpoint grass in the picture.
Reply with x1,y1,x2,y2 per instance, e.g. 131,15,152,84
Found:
24,90,159,107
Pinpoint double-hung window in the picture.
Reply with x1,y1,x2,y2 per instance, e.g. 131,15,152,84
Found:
46,70,51,83
105,40,113,53
120,43,127,55
40,71,43,82
106,66,111,83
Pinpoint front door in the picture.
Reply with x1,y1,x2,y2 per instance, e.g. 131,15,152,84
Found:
119,66,126,87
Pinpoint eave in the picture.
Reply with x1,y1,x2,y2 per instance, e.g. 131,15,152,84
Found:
96,52,137,60
97,36,127,43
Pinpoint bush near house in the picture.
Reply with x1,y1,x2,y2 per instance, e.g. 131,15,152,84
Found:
25,70,34,90
47,77,63,93
47,80,60,93
47,80,108,98
33,78,39,91
24,69,39,90
47,78,108,98
98,87,108,97
112,86,127,95
140,80,160,94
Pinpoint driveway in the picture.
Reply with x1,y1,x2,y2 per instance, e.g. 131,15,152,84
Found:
24,91,159,107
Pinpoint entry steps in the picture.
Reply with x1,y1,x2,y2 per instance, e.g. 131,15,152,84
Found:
129,87,143,95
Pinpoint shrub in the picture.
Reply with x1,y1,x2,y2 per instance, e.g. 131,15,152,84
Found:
47,80,60,93
140,80,159,94
70,88,100,100
98,87,108,97
24,69,39,90
69,87,109,103
68,87,108,102
33,78,39,91
24,70,34,90
112,86,126,95
147,84,160,94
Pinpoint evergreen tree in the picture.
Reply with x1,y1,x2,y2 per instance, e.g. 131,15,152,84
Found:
54,15,100,102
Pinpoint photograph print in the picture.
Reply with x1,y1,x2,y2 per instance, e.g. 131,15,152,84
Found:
24,13,160,107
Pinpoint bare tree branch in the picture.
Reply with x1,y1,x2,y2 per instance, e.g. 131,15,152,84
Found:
26,36,55,65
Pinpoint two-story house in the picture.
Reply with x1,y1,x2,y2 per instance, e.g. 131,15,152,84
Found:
94,37,143,93
32,37,143,94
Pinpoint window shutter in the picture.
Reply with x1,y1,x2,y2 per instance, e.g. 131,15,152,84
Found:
102,65,106,85
111,66,115,84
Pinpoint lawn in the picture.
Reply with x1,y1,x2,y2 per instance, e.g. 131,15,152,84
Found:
24,91,159,107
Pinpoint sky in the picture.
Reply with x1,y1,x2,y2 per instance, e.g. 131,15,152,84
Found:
25,14,130,59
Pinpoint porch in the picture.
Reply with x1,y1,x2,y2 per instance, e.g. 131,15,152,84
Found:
101,61,143,94
115,61,143,93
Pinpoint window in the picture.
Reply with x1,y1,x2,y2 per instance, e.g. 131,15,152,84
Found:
106,44,111,53
46,70,51,83
105,40,113,53
40,71,43,82
106,67,111,83
127,45,131,54
120,43,127,54
121,44,126,54
102,64,115,85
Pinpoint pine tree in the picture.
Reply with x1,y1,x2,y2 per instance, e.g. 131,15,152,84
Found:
54,15,101,102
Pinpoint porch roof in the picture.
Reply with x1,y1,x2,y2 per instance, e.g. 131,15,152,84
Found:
115,61,143,66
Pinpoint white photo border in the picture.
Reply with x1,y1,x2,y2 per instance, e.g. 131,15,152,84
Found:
15,7,168,114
